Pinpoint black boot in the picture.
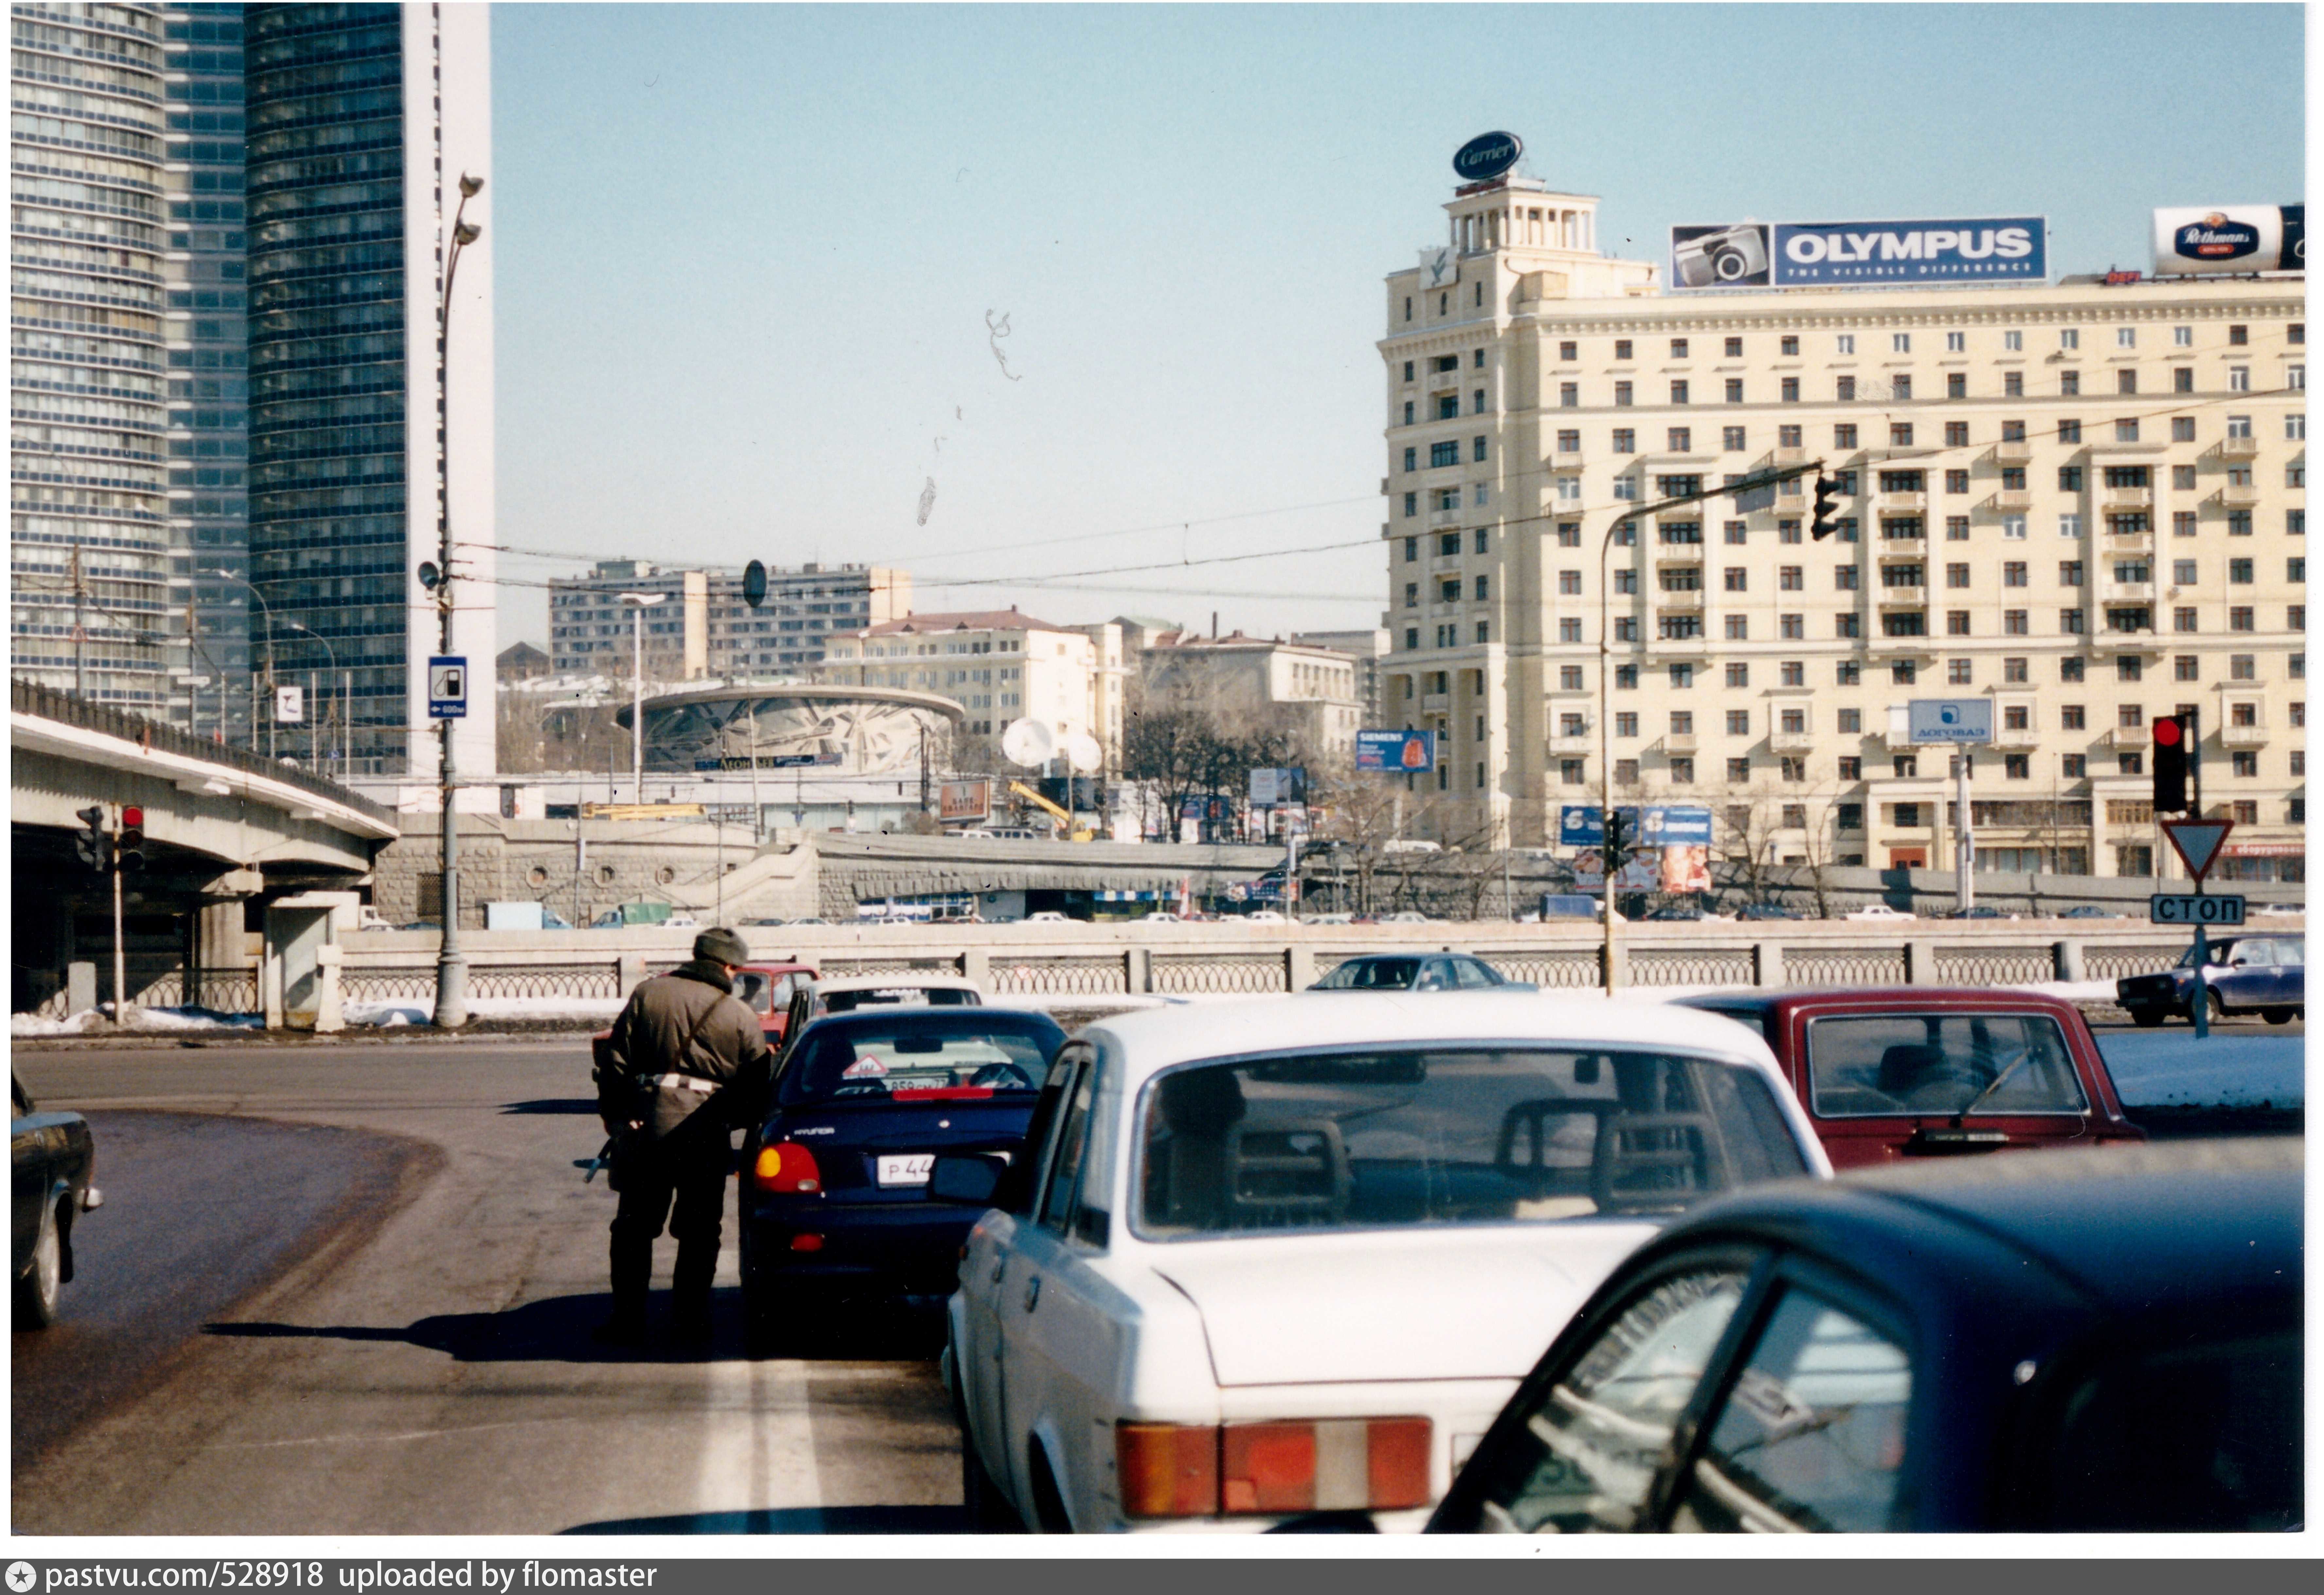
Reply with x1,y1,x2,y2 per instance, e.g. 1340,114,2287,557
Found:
671,1239,718,1344
599,1227,653,1346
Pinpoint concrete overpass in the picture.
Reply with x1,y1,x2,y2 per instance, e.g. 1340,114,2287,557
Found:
12,679,400,1014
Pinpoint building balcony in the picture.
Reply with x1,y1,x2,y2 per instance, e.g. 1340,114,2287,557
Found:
1657,589,1705,610
1547,732,1594,755
1990,489,2034,511
2218,482,2262,507
1430,505,1466,527
1876,585,1928,606
2221,721,2271,747
2103,485,2154,509
2103,528,2156,552
1651,544,1705,563
1426,364,1463,391
1770,727,1814,752
2105,725,2150,749
1868,632,1936,656
1421,691,1450,712
1877,491,1928,515
2092,628,2164,653
1660,732,1699,755
2103,581,2156,603
1992,439,2034,464
2220,434,2261,459
1772,447,1808,468
1875,542,1926,562
1551,450,1585,471
1994,724,2040,748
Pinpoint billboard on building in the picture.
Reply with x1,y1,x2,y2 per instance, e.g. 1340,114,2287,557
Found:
1248,767,1308,806
937,779,990,823
1558,805,1715,848
1355,729,1436,773
1670,217,2046,289
2151,206,2304,276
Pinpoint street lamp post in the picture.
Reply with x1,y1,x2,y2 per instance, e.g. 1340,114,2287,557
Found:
432,172,484,1032
1595,461,1821,993
281,620,337,769
620,592,668,805
209,568,276,757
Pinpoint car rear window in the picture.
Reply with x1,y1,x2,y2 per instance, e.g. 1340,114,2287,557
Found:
821,985,979,1013
1804,1014,2088,1118
780,1014,1060,1104
1132,1047,1807,1240
1312,957,1422,990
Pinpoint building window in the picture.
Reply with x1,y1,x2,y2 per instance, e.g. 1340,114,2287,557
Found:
1560,617,1583,642
1946,611,1971,636
2230,606,2255,631
1473,436,1488,462
1837,661,1863,685
2061,608,2086,633
1721,425,1747,451
1558,524,1581,547
2174,607,2198,632
1559,382,1578,407
1612,427,1636,453
1780,377,1800,403
2229,366,2250,391
1429,440,1458,467
2004,371,2025,397
1614,339,1633,360
2003,561,2028,587
1614,381,1633,407
2118,369,2138,395
1668,427,1692,452
1556,428,1581,453
1836,335,1856,355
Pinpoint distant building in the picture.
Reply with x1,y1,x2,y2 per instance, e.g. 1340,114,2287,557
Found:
1292,628,1391,724
1138,631,1365,756
548,560,909,680
819,608,1113,761
497,641,551,681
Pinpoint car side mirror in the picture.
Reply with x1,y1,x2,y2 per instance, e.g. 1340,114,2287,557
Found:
929,1153,1002,1206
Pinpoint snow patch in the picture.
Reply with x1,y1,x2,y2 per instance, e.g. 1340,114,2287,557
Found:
11,1005,266,1038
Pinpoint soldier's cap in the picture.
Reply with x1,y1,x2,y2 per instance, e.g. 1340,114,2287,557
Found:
693,927,752,967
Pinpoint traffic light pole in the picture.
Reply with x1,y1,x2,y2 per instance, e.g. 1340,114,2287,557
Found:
110,809,126,1026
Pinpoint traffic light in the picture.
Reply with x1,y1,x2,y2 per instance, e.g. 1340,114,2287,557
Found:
73,805,111,873
2152,714,2189,814
117,805,145,872
1602,806,1630,877
1810,475,1842,540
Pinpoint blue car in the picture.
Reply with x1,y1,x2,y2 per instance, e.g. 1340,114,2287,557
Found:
739,1006,1067,1344
2115,934,2305,1026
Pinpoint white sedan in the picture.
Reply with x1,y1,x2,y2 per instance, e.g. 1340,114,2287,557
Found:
939,994,1828,1533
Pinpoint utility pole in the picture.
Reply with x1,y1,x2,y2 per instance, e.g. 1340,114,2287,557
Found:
431,173,484,1031
70,542,87,699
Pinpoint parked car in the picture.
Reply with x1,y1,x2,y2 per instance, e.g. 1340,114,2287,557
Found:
1024,912,1075,924
590,960,817,1085
1734,903,1802,922
1537,895,1598,921
1377,910,1436,925
1417,1138,2300,1534
1310,953,1536,994
777,973,985,1058
939,995,1829,1532
1842,903,1915,922
2253,903,2304,919
1302,912,1355,926
12,1073,102,1328
741,1006,1068,1342
1937,906,2013,920
1672,990,2142,1169
1240,910,1289,924
2055,905,2123,920
1379,840,1441,856
2115,934,2305,1026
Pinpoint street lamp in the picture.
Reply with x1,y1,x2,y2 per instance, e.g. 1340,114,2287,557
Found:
279,619,338,768
620,592,667,804
433,170,484,1032
209,567,276,756
1595,460,1820,993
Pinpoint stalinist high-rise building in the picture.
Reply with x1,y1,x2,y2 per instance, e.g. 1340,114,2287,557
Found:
1377,156,2305,885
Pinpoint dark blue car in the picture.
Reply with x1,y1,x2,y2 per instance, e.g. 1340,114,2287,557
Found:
739,1006,1066,1343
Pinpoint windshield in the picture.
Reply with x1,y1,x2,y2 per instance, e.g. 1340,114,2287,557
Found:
1313,957,1423,990
1804,1013,2088,1118
779,1013,1060,1105
734,971,773,1014
1132,1047,1805,1240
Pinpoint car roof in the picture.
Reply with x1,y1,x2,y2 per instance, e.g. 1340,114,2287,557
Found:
796,1003,1059,1034
1083,993,1815,1126
1675,987,2088,1020
1664,1139,2299,1320
807,972,982,993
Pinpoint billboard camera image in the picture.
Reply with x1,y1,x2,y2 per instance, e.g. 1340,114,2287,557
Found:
1672,223,1771,287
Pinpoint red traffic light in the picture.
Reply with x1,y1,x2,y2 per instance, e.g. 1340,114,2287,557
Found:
2152,719,2182,748
121,806,145,828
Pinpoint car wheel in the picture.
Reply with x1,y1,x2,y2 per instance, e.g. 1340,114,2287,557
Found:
1025,1441,1074,1534
15,1199,63,1329
2208,988,2229,1022
2262,1007,2296,1025
2127,1006,2167,1028
958,1412,1021,1531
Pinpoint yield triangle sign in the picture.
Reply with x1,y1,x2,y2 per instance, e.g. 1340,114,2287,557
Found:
2161,818,2234,883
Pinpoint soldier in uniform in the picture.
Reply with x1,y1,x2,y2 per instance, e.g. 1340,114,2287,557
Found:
593,927,773,1344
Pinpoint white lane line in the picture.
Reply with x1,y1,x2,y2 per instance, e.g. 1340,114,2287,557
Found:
694,1248,820,1516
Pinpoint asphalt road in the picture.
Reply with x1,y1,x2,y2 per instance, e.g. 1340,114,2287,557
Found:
9,1041,967,1536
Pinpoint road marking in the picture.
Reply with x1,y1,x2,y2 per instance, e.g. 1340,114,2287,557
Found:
694,1252,820,1516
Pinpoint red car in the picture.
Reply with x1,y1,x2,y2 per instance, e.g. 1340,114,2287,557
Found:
1675,989,2142,1169
591,961,817,1082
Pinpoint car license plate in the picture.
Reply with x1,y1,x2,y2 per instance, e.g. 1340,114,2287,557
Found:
877,1153,936,1187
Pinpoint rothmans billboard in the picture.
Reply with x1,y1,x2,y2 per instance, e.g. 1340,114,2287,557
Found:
2151,206,2304,277
1670,217,2046,289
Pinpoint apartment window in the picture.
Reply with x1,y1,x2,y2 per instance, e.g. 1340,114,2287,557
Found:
1404,536,1418,562
1614,381,1633,407
1670,664,1696,688
1437,393,1459,421
1837,661,1862,685
2231,655,2257,681
2228,323,2249,347
2115,656,2142,683
1555,428,1581,454
1776,614,1803,639
1780,376,1800,403
2004,516,2028,541
1614,759,1640,786
1774,758,1804,784
1559,759,1585,785
1721,566,1749,594
1429,441,1458,467
2114,419,2140,443
1721,425,1747,452
2291,416,2308,442
2174,607,2198,633
1666,377,1695,407
2061,656,2086,683
1722,709,1752,737
1891,423,1914,447
1946,657,1972,685
1560,618,1583,642
1779,519,1803,545
1943,330,1966,354
1835,614,1861,639
1612,427,1636,453
2172,366,2195,394
1403,447,1418,473
1473,574,1491,601
2227,511,2253,536
2291,557,2307,582
2229,606,2256,631
2061,608,2086,633
1781,661,1806,687
2116,369,2140,395
1560,665,1585,690
1473,436,1488,462
1403,491,1418,518
1557,570,1582,596
2228,557,2255,585
1439,530,1462,556
2228,366,2251,392
2003,561,2028,587
1613,617,1637,641
1835,334,1856,355
1946,516,1970,542
2004,371,2025,397
1945,373,1967,401
2173,511,2198,538
1474,483,1489,507
1836,377,1857,403
1835,565,1859,591
1404,627,1419,650
2231,752,2260,779
2174,654,2199,681
1473,389,1488,415
2168,464,2196,492
1724,758,1751,785
1724,520,1748,546
2058,420,2083,444
1835,423,1858,449
1614,340,1633,360
1559,382,1579,408
1405,582,1420,609
2004,657,2029,684
1557,523,1581,547
1558,341,1578,362
1668,428,1692,453
2060,560,2085,586
2058,512,2083,539
1947,612,1972,636
2004,610,2029,635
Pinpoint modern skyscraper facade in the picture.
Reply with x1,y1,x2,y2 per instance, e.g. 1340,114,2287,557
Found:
1380,170,2305,881
11,2,176,713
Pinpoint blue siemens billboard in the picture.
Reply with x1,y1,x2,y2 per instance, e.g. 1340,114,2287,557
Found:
1671,217,2046,290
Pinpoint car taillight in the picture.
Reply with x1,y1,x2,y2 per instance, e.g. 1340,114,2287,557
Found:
752,1141,821,1194
1115,1417,1431,1518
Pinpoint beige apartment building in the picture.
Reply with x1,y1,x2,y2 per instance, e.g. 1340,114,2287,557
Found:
1380,175,2306,882
1138,630,1367,756
819,609,1122,765
549,560,909,680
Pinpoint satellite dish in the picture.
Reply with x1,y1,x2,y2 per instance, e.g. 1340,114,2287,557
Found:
1001,717,1054,768
742,559,767,609
1064,731,1102,774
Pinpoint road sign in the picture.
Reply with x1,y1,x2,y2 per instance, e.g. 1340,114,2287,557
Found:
427,655,468,719
2151,893,2246,927
274,684,304,724
1355,729,1435,773
2161,818,2234,882
1907,699,1993,743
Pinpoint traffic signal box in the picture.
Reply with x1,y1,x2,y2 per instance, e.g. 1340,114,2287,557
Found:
2152,714,2189,814
1810,476,1842,540
118,805,146,872
74,805,111,873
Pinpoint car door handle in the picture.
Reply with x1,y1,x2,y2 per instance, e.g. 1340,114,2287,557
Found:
1022,1275,1041,1313
990,1257,1007,1284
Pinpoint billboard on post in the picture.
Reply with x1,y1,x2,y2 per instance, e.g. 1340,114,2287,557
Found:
1355,729,1436,773
937,779,990,824
1671,217,2046,290
2151,206,2304,276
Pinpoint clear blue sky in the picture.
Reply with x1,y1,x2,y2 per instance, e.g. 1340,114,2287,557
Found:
490,2,2304,647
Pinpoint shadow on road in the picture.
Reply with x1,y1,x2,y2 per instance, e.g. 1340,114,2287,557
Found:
498,1099,602,1115
564,1505,980,1534
204,1287,943,1365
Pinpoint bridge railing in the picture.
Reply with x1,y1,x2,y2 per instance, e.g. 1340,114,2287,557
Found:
12,676,396,826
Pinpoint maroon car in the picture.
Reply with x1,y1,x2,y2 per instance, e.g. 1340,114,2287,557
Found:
590,961,817,1081
1675,989,2142,1169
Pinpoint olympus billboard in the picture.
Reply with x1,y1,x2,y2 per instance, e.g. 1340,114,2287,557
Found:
1670,217,2046,289
2151,205,2304,276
